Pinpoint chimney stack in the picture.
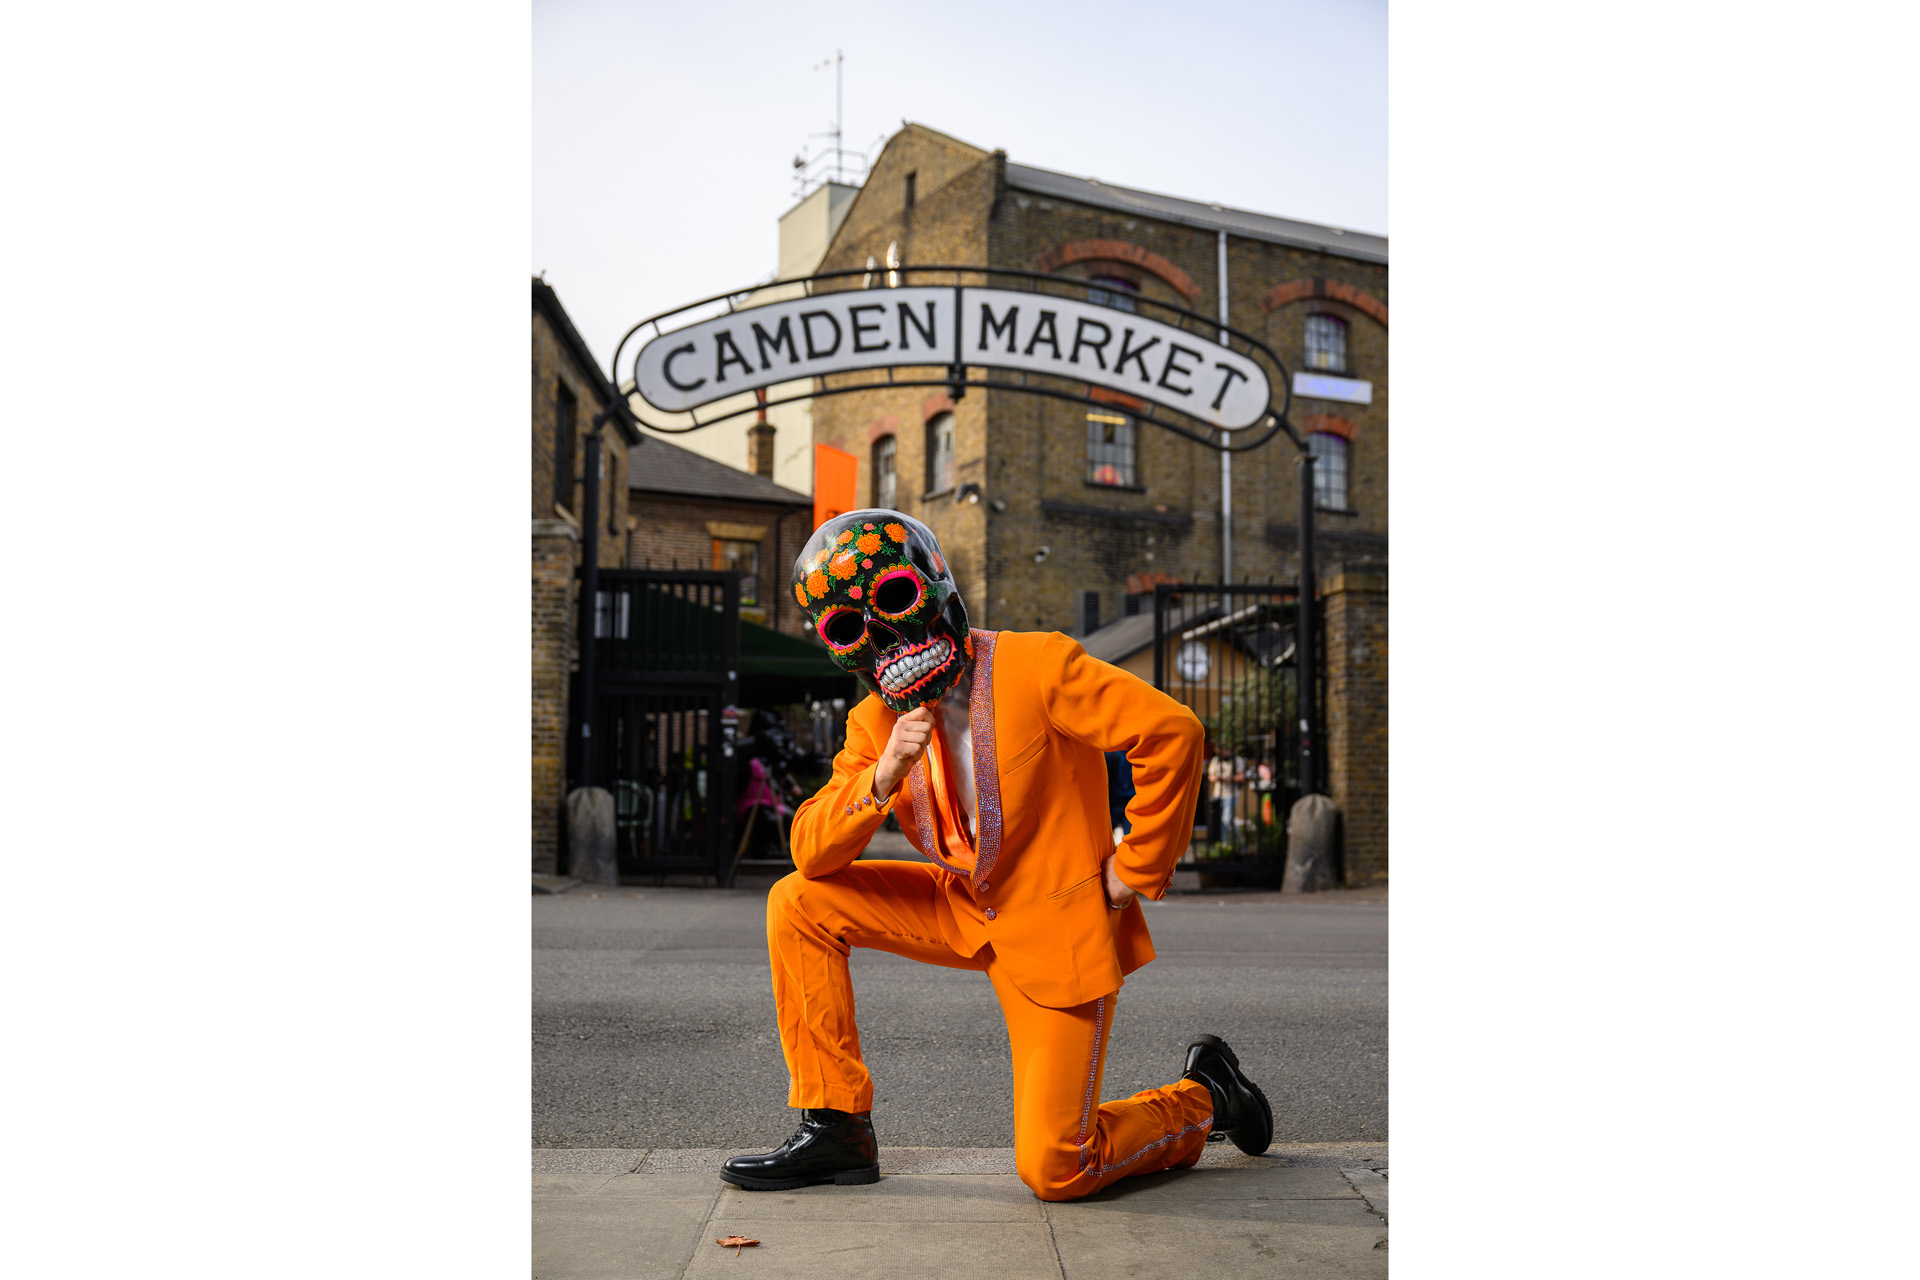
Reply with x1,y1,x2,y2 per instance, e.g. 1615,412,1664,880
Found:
747,390,775,478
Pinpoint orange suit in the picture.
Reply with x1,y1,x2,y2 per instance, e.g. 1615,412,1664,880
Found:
772,629,1215,1200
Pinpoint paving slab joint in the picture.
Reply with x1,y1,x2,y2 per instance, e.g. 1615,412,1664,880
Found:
1340,1165,1388,1223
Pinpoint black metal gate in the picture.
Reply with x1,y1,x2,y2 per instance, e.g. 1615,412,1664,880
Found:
1152,582,1322,884
582,569,740,884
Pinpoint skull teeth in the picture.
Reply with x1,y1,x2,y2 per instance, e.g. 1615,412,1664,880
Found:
877,637,953,696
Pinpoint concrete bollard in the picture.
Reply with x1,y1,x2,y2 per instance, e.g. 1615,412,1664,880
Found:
1281,794,1340,893
567,786,618,886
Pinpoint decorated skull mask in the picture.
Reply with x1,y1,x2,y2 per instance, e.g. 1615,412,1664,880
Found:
792,509,971,713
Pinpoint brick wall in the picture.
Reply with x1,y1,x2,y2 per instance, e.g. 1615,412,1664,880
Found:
1323,566,1387,885
532,286,633,873
979,165,1389,635
627,494,815,636
532,308,630,567
531,520,577,874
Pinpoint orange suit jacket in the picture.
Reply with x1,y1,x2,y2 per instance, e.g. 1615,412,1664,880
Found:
790,629,1206,1008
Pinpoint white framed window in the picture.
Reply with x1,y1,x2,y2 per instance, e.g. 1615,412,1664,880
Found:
1177,640,1210,682
713,538,760,606
872,435,897,509
1309,432,1349,510
925,411,955,494
1086,412,1137,487
1304,313,1349,373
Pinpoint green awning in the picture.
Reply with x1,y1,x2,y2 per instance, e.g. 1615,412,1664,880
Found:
738,617,858,709
598,578,856,707
739,617,845,679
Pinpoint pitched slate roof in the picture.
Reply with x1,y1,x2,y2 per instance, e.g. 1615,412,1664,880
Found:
1081,604,1226,667
1006,163,1388,265
628,433,812,507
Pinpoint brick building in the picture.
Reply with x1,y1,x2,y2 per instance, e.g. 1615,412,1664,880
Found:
532,277,639,875
626,433,814,636
807,125,1389,884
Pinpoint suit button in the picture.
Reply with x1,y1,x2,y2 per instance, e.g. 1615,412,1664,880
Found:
844,806,853,815
984,907,997,921
977,881,990,893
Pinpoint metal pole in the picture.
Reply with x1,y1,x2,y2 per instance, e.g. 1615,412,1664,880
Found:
1152,584,1168,691
1217,230,1232,584
1297,452,1317,797
575,432,602,790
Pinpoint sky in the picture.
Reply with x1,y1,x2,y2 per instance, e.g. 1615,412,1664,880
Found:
534,0,1386,380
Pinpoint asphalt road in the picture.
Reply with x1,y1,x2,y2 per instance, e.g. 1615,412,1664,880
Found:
533,862,1386,1150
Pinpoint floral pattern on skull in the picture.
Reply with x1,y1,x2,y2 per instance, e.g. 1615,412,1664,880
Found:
793,508,971,712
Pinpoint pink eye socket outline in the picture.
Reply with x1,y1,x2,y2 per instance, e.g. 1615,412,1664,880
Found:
869,567,925,621
816,606,869,653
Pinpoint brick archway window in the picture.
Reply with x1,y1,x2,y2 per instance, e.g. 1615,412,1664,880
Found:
1033,240,1200,304
1087,274,1138,313
1309,432,1349,511
1305,313,1349,373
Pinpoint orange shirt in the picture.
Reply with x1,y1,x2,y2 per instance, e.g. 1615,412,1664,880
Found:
922,724,977,875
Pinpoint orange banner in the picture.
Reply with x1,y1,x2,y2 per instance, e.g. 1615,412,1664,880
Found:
813,444,857,533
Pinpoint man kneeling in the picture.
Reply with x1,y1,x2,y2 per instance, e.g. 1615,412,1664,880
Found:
721,511,1272,1202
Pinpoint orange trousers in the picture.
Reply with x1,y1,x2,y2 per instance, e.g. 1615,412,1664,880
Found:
766,860,1215,1201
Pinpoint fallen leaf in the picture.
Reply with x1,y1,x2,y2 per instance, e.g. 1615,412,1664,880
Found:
716,1235,759,1255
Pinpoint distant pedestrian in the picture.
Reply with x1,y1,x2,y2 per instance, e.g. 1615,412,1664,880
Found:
1206,744,1245,846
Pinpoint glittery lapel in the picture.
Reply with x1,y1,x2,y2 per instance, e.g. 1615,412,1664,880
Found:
968,629,1002,888
905,757,970,877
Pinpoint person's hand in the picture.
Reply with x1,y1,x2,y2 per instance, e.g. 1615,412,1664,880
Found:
873,707,937,799
1101,852,1138,910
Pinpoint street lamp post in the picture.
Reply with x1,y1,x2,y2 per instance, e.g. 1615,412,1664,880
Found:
573,430,602,791
1297,451,1317,798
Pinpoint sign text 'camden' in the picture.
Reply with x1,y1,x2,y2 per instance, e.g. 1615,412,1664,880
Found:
632,286,1272,431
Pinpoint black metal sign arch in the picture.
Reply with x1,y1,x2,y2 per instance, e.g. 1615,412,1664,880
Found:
595,263,1323,799
606,265,1303,455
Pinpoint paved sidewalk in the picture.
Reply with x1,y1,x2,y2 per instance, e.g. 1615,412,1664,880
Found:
533,1143,1387,1278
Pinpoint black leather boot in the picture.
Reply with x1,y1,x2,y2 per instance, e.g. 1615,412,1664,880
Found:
1183,1034,1274,1156
719,1109,881,1191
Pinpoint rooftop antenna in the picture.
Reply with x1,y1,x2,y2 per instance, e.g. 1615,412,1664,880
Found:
794,50,868,199
815,50,845,181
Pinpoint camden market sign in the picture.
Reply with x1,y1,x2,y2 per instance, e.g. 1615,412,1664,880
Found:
635,284,1271,431
612,266,1298,451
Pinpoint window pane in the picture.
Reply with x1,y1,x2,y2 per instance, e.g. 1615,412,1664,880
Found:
874,436,896,509
1086,412,1136,486
716,539,760,605
553,384,575,510
1305,314,1348,373
1089,275,1138,313
927,412,955,492
1309,433,1348,510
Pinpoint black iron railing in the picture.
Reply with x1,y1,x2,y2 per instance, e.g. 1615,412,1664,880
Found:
1152,582,1322,884
579,570,740,884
